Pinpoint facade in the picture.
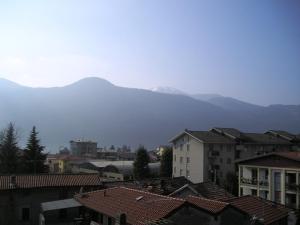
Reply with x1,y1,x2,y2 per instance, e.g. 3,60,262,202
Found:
170,128,294,184
46,154,84,173
70,139,98,157
238,152,300,209
0,174,103,225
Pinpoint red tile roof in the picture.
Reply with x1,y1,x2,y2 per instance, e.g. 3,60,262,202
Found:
186,195,228,214
226,196,289,225
0,174,102,190
75,187,185,225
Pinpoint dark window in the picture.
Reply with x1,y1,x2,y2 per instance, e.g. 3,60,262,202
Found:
227,158,232,164
100,213,103,224
22,208,30,221
108,217,112,225
219,158,223,163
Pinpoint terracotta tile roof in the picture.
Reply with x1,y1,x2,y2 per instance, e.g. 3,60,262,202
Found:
195,182,234,201
226,195,289,225
0,174,102,190
75,187,185,225
186,195,228,214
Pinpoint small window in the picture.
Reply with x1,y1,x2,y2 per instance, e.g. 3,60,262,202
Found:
219,158,223,163
186,170,190,177
186,157,190,163
180,144,183,151
227,158,232,164
100,213,103,224
180,169,183,176
22,208,30,221
187,144,190,151
108,217,112,225
180,157,183,163
226,145,231,152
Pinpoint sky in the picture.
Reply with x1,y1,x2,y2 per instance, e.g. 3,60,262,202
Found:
0,0,299,106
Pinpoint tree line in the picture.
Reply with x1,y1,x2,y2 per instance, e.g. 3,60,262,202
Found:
133,145,173,180
0,123,47,174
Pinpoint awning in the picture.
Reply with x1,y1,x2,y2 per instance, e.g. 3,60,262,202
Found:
41,198,82,212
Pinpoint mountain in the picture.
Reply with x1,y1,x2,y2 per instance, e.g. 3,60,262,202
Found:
150,86,188,96
0,77,299,151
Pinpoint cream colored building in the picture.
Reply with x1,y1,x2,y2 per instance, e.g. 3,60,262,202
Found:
238,152,300,209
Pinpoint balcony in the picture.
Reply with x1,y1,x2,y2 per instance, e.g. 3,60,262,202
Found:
241,177,258,185
286,183,298,192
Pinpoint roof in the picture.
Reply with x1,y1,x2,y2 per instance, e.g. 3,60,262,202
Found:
226,195,289,225
195,182,234,201
242,133,291,145
0,174,102,190
186,195,228,214
211,127,243,139
267,130,299,141
41,198,82,212
186,130,235,144
75,187,185,225
237,152,300,168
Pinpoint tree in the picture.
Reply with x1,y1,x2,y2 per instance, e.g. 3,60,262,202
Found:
160,147,173,177
223,172,238,196
0,123,20,174
133,146,150,180
23,126,47,173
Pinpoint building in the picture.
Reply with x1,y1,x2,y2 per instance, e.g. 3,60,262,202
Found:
72,160,161,180
0,174,103,225
46,154,84,173
170,128,294,184
70,139,98,157
238,152,300,209
40,187,290,225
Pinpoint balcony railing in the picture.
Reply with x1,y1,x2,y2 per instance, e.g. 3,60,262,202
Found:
286,183,298,192
240,177,269,186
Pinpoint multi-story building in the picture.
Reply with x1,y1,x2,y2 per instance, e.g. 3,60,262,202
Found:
70,139,97,157
170,128,294,184
238,152,300,209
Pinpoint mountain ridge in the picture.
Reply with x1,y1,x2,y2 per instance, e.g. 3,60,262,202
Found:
0,77,299,151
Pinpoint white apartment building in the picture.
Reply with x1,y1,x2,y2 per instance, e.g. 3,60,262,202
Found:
170,128,295,184
238,152,300,209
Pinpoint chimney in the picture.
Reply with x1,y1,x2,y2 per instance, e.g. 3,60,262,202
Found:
115,213,127,225
10,175,16,188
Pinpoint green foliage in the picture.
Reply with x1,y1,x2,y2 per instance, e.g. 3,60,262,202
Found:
223,171,238,196
133,146,150,180
160,147,173,177
0,123,20,174
23,126,47,173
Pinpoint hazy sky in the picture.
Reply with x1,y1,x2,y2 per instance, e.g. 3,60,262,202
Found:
0,0,299,105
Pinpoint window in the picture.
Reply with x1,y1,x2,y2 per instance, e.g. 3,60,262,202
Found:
100,213,103,224
186,170,190,177
180,169,183,176
186,157,190,163
209,144,214,151
219,158,223,163
187,144,190,151
227,158,232,164
22,208,30,221
180,144,183,151
226,145,231,152
108,217,112,225
180,157,183,163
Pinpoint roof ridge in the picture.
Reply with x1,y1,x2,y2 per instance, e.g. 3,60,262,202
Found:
187,195,229,205
120,187,185,202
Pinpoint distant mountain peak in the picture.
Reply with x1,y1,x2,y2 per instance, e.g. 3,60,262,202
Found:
151,86,188,96
67,77,114,88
